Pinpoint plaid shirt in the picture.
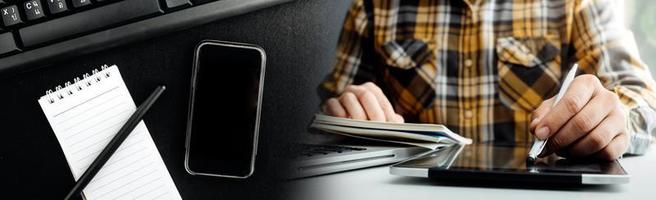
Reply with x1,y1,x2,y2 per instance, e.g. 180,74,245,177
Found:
320,0,656,154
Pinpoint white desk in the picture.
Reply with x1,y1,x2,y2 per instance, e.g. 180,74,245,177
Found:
291,148,655,200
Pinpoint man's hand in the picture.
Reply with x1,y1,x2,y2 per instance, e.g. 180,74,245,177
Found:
322,82,404,123
530,75,629,161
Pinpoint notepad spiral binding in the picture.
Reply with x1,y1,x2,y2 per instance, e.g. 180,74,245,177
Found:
44,65,113,104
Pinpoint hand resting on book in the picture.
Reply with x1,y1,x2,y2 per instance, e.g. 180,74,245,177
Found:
322,82,404,123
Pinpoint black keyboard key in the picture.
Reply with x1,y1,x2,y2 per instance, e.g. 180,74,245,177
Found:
71,0,91,8
0,32,18,55
1,5,22,27
165,0,191,8
23,0,45,21
46,0,68,14
20,0,162,47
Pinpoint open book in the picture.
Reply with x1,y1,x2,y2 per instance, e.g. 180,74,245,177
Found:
310,114,472,149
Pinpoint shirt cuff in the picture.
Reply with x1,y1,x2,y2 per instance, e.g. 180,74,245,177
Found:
624,105,656,155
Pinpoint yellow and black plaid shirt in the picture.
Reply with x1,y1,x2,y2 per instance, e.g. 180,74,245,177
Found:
320,0,656,154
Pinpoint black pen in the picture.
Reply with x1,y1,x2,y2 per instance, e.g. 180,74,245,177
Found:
64,85,166,200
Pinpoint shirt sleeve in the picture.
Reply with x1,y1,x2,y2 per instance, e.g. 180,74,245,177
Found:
571,0,656,154
318,0,376,102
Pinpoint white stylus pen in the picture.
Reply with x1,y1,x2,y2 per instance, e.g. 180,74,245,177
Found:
527,64,579,163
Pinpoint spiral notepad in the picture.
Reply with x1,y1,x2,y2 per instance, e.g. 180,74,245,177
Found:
38,65,181,200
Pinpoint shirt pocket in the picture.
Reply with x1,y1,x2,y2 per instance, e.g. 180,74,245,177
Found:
376,39,437,117
379,39,434,70
496,36,561,112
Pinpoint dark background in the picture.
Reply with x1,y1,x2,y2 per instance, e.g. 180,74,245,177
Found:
0,0,352,199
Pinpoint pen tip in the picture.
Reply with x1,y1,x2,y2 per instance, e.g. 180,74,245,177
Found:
526,157,536,165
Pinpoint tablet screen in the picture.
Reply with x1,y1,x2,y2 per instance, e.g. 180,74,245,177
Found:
395,144,626,175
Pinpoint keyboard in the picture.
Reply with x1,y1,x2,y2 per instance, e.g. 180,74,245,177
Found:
288,143,368,159
0,0,289,75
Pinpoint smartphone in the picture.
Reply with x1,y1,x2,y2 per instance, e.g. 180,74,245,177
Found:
184,40,266,178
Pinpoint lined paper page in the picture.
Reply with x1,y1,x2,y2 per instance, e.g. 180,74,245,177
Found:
38,65,181,200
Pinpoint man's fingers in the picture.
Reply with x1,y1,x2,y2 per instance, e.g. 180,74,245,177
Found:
567,109,624,157
569,107,626,157
534,75,600,139
358,91,386,121
592,132,629,161
339,92,367,120
393,114,405,123
338,83,402,122
544,92,615,154
343,85,386,121
361,82,398,122
530,97,555,131
323,98,347,118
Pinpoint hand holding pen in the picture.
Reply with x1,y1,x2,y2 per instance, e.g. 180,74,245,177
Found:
528,64,629,161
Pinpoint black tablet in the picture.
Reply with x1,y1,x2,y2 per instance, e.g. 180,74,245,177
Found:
390,143,629,185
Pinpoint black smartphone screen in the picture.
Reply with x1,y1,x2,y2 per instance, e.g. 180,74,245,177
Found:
186,41,264,177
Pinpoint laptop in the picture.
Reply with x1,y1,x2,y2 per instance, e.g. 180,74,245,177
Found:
390,143,630,185
287,135,429,178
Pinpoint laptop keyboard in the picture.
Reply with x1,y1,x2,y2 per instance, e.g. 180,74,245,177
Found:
290,144,367,159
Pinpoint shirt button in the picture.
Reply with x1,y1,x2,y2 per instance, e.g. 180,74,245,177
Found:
465,59,473,68
465,109,473,119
